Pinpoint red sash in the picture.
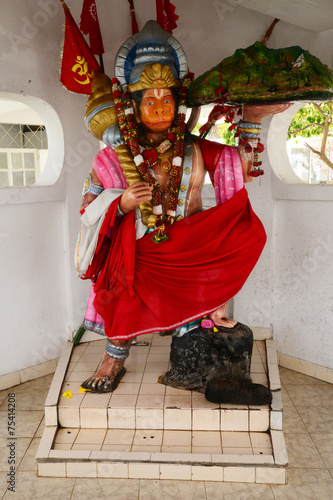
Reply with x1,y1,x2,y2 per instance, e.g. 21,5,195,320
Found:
86,187,266,339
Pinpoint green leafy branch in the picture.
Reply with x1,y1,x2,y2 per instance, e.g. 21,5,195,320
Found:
287,102,333,171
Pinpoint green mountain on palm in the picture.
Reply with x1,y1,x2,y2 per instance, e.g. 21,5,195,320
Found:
187,42,333,106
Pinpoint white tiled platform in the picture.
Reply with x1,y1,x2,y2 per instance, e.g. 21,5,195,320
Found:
37,331,288,483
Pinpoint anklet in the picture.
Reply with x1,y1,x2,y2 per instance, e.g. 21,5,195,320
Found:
105,339,130,360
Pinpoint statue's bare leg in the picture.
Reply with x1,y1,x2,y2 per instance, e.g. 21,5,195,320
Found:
209,302,237,328
81,338,132,393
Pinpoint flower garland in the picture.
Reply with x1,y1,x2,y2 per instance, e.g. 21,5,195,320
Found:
111,73,194,242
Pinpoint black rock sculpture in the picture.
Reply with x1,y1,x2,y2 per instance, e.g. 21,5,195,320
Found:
158,322,272,405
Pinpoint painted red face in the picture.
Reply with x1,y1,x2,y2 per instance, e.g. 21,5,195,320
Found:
138,88,176,134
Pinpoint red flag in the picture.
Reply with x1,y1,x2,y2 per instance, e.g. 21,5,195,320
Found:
156,0,178,34
61,4,101,94
128,0,139,35
80,0,104,55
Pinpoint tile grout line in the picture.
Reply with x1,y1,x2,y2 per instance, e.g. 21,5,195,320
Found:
295,395,331,473
16,435,34,473
133,336,153,425
307,431,330,472
68,478,78,500
203,480,209,500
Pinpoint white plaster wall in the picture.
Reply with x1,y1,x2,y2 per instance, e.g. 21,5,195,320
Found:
0,0,94,375
1,0,332,375
272,200,333,368
0,202,69,376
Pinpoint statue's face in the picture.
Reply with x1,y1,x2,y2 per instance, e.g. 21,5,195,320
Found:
137,88,175,134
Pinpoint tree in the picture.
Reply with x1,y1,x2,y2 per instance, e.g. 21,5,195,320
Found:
287,102,333,171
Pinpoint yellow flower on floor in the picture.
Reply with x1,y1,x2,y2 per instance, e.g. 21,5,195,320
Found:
79,386,91,392
213,326,219,332
62,390,73,399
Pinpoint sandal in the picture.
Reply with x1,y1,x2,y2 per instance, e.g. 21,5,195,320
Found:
81,367,126,393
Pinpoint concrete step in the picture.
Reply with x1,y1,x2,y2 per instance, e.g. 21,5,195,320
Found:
37,331,288,484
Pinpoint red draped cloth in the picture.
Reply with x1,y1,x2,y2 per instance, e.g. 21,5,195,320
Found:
84,187,266,340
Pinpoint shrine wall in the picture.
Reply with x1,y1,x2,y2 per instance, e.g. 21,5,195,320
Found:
0,0,332,377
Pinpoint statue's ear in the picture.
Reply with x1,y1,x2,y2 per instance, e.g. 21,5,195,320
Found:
132,99,139,116
131,99,142,124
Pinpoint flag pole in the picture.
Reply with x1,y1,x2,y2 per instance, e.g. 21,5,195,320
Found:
58,0,69,11
99,54,104,73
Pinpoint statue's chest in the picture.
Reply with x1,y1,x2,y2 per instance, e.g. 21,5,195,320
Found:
154,167,170,193
148,143,194,219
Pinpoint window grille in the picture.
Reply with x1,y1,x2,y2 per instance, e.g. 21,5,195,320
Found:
0,124,47,187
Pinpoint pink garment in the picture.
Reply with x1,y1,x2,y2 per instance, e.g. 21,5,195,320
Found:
93,147,128,189
84,147,127,334
214,146,244,204
83,142,244,335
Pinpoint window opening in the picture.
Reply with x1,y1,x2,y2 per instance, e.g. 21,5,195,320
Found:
287,102,333,185
0,98,53,188
192,105,236,146
191,105,236,184
0,122,48,188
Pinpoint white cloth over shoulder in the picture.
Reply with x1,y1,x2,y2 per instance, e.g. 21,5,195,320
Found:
74,188,146,277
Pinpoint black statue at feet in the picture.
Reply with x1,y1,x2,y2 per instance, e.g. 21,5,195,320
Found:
158,322,272,405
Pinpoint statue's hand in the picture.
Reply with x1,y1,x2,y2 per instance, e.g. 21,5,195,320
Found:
119,181,153,214
243,103,293,123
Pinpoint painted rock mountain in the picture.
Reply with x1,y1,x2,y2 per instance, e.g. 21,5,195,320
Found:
186,41,333,106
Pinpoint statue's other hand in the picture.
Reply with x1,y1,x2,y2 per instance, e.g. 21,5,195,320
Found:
243,103,293,123
119,181,153,214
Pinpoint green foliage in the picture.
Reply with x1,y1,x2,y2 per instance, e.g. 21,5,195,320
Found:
287,103,331,140
192,123,202,136
215,122,236,145
287,101,333,174
192,121,236,145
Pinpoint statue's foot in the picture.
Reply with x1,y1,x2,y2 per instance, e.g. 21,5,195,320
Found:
209,303,237,328
214,317,237,328
81,352,126,393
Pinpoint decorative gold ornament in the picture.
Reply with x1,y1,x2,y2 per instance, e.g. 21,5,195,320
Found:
83,176,90,192
159,149,173,173
127,63,180,93
85,72,117,141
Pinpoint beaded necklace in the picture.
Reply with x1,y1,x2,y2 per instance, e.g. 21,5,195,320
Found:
112,73,194,242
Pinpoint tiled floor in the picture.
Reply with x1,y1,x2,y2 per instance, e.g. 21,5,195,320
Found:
1,367,333,498
53,428,272,455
